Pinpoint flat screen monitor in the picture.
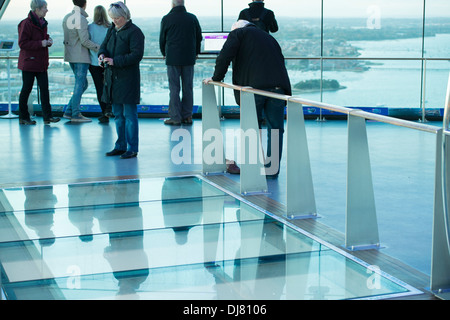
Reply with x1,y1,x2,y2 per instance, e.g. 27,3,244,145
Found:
200,32,229,54
0,40,16,51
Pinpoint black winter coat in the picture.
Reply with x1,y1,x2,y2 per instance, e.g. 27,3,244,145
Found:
99,20,145,105
159,6,202,66
212,25,291,105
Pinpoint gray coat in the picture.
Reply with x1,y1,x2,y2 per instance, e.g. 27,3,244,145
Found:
62,7,100,64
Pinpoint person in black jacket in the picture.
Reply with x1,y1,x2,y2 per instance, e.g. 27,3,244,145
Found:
159,0,202,126
204,20,291,178
99,2,145,159
238,0,278,34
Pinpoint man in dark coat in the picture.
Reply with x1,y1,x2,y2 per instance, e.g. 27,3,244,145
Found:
159,0,202,126
206,20,291,178
99,2,145,159
238,0,278,34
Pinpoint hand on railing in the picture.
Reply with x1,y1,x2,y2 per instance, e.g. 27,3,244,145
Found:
203,77,213,85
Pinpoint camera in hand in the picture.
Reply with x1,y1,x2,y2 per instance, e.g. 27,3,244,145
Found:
100,57,108,68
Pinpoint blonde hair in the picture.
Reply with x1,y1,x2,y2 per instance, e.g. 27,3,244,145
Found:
93,5,111,27
108,1,131,20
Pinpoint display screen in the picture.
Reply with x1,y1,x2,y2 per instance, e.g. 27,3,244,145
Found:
0,41,15,51
200,32,228,54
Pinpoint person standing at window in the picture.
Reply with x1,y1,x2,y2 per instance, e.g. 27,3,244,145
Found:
62,0,100,122
17,0,60,125
88,5,113,124
159,0,202,126
100,2,145,159
238,0,278,34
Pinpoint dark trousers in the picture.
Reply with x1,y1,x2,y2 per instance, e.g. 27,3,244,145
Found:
19,70,52,121
89,65,111,115
254,87,286,174
167,65,194,122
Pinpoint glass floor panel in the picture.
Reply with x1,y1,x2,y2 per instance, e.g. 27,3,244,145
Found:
0,176,421,300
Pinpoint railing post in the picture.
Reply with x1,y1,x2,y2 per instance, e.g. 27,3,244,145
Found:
345,113,380,250
431,72,450,299
431,129,450,299
285,99,317,219
202,83,227,175
239,90,268,195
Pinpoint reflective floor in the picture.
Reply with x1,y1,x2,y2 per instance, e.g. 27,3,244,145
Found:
0,176,420,300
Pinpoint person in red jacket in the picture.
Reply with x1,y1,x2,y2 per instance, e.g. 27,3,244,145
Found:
17,0,60,125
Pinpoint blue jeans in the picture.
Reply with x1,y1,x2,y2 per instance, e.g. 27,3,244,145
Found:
167,65,194,122
65,63,89,117
254,87,286,174
113,103,139,153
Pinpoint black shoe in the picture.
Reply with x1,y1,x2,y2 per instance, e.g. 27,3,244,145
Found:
105,112,114,118
182,116,193,125
19,119,36,125
98,115,109,123
120,151,138,159
106,149,126,156
44,117,60,124
164,118,181,126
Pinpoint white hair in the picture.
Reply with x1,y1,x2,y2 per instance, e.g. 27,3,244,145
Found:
30,0,47,11
172,0,184,7
231,20,251,31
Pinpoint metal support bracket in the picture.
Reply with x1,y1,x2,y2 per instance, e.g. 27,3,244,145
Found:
201,83,227,175
239,90,268,195
345,114,380,250
285,100,317,220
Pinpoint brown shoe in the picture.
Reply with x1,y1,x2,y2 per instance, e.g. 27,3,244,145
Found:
226,159,240,174
164,118,181,126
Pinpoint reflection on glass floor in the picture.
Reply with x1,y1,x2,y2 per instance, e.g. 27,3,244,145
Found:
0,176,420,300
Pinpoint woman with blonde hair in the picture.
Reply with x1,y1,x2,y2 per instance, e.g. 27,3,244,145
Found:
88,5,113,123
100,2,145,159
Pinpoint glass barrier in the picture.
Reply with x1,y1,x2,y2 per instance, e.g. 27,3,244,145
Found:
0,0,449,113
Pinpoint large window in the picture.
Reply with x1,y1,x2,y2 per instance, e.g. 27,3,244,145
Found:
0,0,449,115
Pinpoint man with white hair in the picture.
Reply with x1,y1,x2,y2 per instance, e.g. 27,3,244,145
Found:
205,20,291,178
159,0,202,126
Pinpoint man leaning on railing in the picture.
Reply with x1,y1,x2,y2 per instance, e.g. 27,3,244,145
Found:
204,20,291,179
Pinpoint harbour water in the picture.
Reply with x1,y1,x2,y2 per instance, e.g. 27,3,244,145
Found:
286,33,450,109
148,33,450,110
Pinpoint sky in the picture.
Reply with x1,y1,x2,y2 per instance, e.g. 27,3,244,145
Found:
1,0,450,21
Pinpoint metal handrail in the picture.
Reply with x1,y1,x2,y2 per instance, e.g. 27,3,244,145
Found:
209,80,442,134
1,55,449,61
